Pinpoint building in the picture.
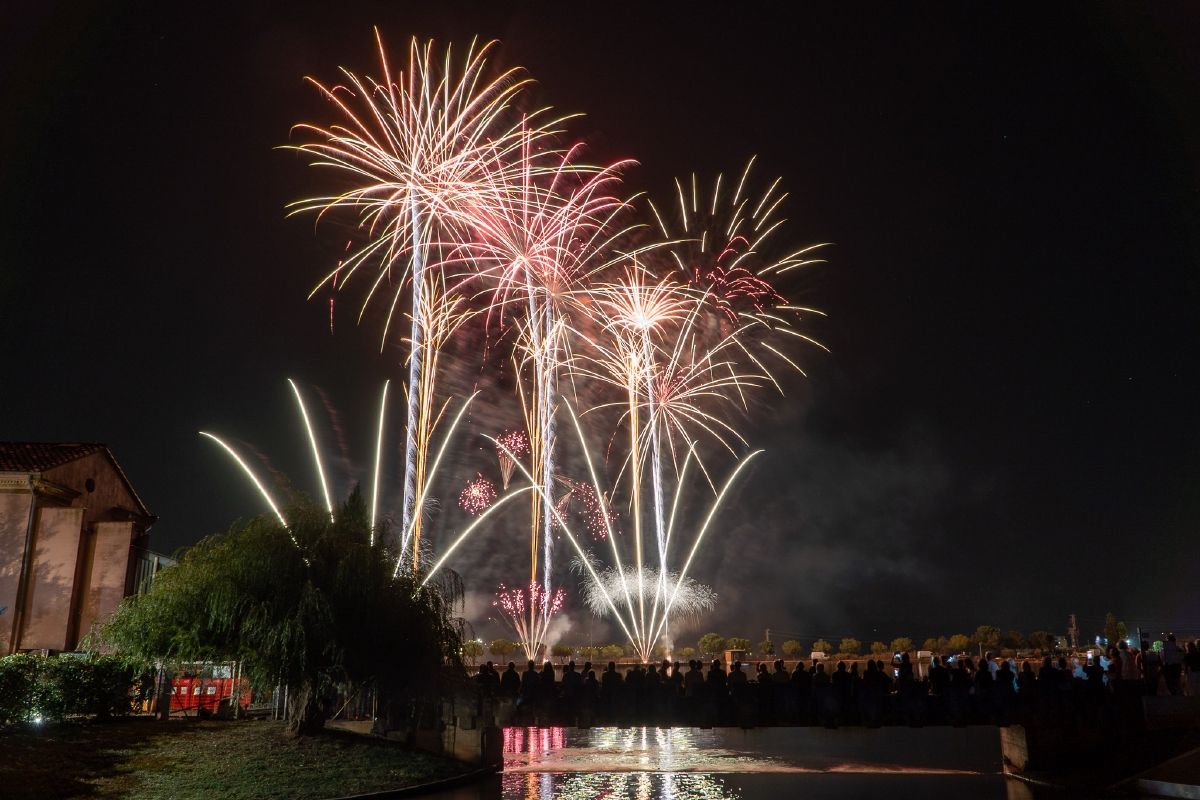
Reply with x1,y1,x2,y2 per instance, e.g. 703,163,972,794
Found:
0,442,159,654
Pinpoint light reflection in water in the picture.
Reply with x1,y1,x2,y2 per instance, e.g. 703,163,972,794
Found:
501,770,740,800
503,726,792,774
502,727,741,800
490,726,1014,800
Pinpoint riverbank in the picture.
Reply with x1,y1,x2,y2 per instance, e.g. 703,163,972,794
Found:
2,717,473,800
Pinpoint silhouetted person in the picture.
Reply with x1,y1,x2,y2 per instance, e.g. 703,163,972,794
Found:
791,659,812,723
1185,641,1200,697
519,661,539,706
813,662,837,727
929,656,949,695
501,662,520,697
993,659,1015,726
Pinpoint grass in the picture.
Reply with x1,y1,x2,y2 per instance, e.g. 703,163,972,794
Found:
1,717,473,800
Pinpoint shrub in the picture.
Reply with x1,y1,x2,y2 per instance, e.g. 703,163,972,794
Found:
0,654,133,725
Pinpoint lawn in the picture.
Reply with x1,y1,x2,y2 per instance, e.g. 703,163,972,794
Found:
1,718,473,800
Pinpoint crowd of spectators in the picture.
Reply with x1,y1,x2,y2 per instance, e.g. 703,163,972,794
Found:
472,634,1200,727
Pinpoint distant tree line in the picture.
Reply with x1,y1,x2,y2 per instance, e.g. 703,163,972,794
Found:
506,618,1125,666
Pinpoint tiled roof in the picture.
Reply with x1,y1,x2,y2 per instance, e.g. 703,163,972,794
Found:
0,442,154,520
0,442,107,471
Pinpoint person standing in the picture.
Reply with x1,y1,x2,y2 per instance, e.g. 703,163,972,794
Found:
1185,641,1200,697
1161,634,1183,696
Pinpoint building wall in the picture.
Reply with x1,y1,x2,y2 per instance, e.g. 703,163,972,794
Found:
22,506,85,651
0,491,34,653
79,521,136,643
43,452,145,527
0,450,152,653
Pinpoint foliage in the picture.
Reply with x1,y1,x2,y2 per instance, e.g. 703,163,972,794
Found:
677,647,696,660
600,644,625,660
461,641,484,666
870,641,888,655
891,637,913,653
781,640,803,658
1027,631,1054,652
947,634,971,653
698,633,726,656
757,639,775,656
576,645,600,660
0,653,133,726
812,639,832,654
922,638,940,653
1003,630,1026,649
838,638,861,656
103,490,463,734
1104,612,1128,645
973,625,1001,651
550,644,574,662
488,639,519,659
726,637,750,652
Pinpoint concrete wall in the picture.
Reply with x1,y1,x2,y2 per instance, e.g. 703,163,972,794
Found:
79,521,135,642
0,491,34,653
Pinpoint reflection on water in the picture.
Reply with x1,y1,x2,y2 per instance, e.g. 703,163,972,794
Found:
427,727,1052,800
503,770,740,800
502,726,994,775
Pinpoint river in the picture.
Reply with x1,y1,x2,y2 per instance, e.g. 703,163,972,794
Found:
426,726,1062,799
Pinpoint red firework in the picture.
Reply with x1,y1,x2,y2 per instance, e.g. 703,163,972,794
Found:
459,474,497,515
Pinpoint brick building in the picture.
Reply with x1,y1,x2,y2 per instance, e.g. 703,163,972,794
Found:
0,443,158,654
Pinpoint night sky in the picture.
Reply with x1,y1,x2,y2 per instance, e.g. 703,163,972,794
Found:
4,2,1199,646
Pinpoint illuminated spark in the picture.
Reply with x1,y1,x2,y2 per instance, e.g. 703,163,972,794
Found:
494,580,567,661
198,432,288,529
580,566,715,621
288,32,572,569
495,429,529,490
459,474,497,515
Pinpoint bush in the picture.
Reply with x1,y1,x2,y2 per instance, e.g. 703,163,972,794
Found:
0,654,133,725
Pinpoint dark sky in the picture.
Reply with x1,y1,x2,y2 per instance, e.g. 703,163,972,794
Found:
4,2,1199,646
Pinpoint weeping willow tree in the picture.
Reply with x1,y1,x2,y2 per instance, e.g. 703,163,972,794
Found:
104,488,464,734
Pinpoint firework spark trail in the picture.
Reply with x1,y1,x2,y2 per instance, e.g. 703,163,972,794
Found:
495,429,528,489
198,432,289,530
551,476,612,539
647,158,830,383
288,378,335,521
289,32,574,570
446,136,637,637
370,380,389,542
565,259,792,659
421,485,535,585
487,432,641,648
494,580,566,661
580,566,715,620
393,391,479,577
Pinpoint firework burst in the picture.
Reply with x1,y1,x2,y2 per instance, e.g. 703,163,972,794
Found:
459,474,497,515
288,32,574,571
552,476,613,540
580,565,715,621
495,429,529,490
494,580,567,661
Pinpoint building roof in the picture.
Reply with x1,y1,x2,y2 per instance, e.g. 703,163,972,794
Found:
0,442,154,520
0,442,108,472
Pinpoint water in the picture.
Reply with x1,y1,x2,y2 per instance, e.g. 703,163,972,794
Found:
427,726,1058,799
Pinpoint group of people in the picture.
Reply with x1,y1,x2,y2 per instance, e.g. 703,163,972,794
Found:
472,634,1200,728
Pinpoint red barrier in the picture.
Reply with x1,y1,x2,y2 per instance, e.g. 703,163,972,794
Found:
170,676,251,712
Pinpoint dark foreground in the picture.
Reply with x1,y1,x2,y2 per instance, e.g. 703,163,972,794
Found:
0,718,470,800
